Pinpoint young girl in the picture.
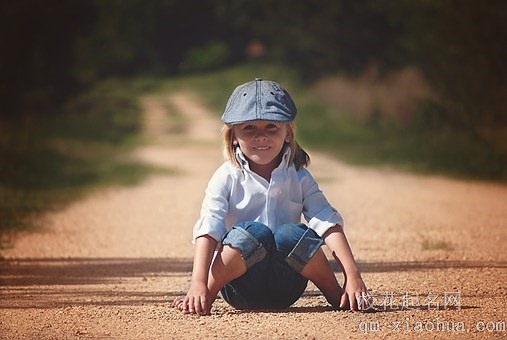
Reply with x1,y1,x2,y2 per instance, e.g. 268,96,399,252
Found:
175,78,369,316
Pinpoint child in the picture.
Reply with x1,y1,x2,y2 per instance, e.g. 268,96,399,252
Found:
174,78,369,316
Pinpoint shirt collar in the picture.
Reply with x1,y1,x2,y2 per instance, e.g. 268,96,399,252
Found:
235,146,291,172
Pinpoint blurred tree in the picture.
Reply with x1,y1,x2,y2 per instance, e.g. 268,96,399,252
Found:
72,0,161,83
380,0,507,128
2,0,505,130
0,0,240,118
0,0,95,117
178,41,230,73
216,0,402,78
218,0,507,128
73,0,243,82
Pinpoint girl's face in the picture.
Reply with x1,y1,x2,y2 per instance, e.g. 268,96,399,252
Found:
233,121,290,169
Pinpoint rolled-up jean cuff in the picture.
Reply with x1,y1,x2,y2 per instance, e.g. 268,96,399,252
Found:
285,228,324,273
222,226,268,269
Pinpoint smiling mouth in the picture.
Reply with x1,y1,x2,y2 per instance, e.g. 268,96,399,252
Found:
254,146,270,150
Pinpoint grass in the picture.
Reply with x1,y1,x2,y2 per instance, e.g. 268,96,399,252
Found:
299,112,507,180
161,63,507,182
2,62,505,235
153,62,303,115
421,239,454,251
0,77,169,234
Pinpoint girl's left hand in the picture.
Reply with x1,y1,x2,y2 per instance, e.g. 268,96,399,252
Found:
339,275,372,312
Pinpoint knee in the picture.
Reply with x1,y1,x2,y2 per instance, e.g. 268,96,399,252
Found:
233,221,274,249
274,224,324,272
222,222,274,268
274,223,309,254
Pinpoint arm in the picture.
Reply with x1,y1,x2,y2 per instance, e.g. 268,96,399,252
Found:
178,165,233,315
323,225,369,311
177,235,217,315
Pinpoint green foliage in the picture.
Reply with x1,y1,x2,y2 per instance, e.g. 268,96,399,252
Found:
297,97,507,180
0,78,167,233
179,41,230,73
163,62,301,114
217,0,402,78
0,0,95,117
72,0,163,83
72,0,239,83
377,0,507,128
167,63,507,181
3,0,505,134
1,0,240,118
1,0,506,237
219,0,507,129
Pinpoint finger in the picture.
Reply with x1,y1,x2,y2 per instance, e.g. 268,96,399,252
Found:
186,297,194,313
339,292,349,310
350,294,359,312
173,298,183,309
176,297,187,313
178,303,189,313
363,292,374,310
359,292,375,312
194,296,203,316
200,296,210,316
357,292,368,311
174,297,185,307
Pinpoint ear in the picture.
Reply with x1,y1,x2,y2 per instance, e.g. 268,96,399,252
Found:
285,130,292,143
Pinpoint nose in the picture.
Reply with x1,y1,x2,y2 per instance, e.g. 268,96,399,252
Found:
255,130,267,140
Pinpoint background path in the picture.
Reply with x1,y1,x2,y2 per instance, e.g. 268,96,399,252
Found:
1,92,506,339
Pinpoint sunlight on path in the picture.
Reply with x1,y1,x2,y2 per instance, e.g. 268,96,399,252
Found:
1,91,506,262
0,92,224,259
141,96,171,137
1,90,507,340
169,93,222,142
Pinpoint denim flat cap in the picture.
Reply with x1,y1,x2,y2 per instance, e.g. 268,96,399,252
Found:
221,78,297,124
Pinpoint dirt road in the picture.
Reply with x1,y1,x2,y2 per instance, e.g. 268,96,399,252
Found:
1,92,506,339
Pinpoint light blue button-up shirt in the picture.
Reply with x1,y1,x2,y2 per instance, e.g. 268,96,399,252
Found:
193,147,344,242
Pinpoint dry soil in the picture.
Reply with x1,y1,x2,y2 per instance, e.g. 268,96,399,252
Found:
1,92,506,339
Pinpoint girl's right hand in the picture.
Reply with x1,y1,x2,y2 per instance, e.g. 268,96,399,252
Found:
174,281,212,316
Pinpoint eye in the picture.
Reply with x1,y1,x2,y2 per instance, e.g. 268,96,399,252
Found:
266,123,278,129
243,124,255,130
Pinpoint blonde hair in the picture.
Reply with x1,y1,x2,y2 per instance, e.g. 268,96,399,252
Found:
223,122,310,170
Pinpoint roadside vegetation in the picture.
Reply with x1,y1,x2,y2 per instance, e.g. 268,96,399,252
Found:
1,1,505,234
1,62,506,236
0,78,166,234
166,63,507,181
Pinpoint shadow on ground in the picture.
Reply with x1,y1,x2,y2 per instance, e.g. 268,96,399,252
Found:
1,258,498,311
2,257,506,286
0,258,193,309
354,260,507,272
0,258,193,286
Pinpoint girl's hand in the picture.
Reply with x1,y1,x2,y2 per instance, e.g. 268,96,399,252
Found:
175,235,217,316
174,281,212,316
322,226,373,312
339,274,372,312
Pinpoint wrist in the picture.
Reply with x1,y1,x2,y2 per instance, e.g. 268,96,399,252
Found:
343,267,361,279
190,272,208,285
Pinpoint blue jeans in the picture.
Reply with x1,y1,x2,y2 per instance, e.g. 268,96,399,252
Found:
220,221,323,310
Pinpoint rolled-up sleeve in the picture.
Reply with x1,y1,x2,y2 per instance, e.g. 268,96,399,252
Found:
300,169,344,237
193,164,231,242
